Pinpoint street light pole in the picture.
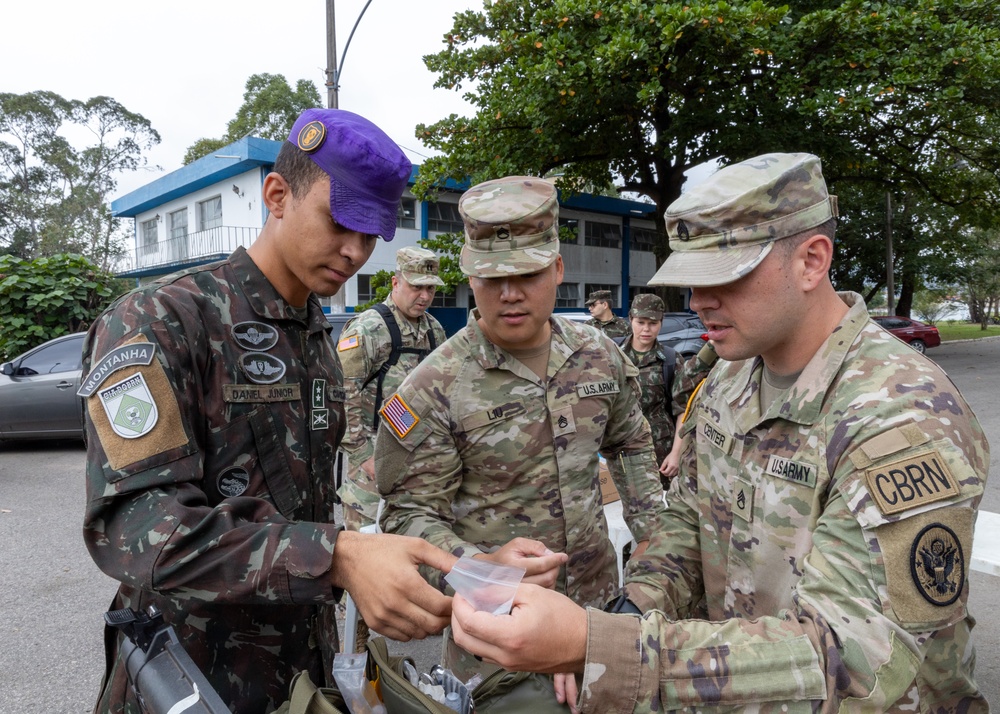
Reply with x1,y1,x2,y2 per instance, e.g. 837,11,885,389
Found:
325,0,375,110
885,190,894,315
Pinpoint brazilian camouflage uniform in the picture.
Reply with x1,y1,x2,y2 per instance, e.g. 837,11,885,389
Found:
578,154,989,710
585,313,632,339
596,295,990,710
620,341,684,465
374,176,667,680
81,247,346,713
337,292,446,526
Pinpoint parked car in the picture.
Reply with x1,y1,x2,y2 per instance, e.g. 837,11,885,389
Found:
0,332,86,442
871,315,941,354
554,310,707,356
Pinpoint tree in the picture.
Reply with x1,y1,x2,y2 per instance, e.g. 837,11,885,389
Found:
0,91,160,265
356,230,462,311
911,288,953,325
183,74,322,164
415,0,1000,305
0,253,126,361
958,227,1000,328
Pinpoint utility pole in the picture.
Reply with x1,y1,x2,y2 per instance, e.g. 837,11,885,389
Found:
885,191,894,315
326,0,338,109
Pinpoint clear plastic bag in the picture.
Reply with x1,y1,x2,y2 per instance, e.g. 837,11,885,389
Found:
444,557,525,616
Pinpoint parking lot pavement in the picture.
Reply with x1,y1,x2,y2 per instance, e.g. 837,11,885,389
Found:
2,337,998,710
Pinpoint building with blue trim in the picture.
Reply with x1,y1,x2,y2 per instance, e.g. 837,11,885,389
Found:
110,135,667,326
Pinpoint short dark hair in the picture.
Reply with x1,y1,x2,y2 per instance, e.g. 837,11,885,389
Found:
774,218,836,257
272,141,326,199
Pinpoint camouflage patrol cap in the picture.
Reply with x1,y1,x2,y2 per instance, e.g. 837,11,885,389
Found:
396,246,444,287
649,153,838,288
630,293,664,320
585,290,613,307
458,176,560,278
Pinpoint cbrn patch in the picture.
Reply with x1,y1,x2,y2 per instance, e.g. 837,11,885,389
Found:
865,448,960,516
98,372,158,439
910,523,964,607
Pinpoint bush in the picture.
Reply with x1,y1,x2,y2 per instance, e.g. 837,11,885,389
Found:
0,253,126,361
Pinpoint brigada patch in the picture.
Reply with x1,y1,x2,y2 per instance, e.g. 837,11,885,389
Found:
98,372,158,439
910,523,964,606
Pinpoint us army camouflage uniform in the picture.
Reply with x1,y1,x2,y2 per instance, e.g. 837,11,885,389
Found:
585,314,632,339
581,293,990,711
337,294,446,525
375,312,667,679
620,341,684,465
82,247,346,713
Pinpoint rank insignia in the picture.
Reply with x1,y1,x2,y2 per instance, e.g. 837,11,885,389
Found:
338,336,359,352
312,379,327,408
381,393,419,439
910,523,964,606
297,120,326,152
98,372,159,439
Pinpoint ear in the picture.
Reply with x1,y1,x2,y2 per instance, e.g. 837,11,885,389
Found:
391,274,400,291
262,172,291,218
553,255,565,285
797,234,833,292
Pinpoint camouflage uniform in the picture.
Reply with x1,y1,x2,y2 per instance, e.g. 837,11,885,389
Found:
577,154,989,710
374,176,666,680
620,341,683,465
598,294,990,710
338,254,446,526
585,289,632,338
81,248,346,713
585,314,632,339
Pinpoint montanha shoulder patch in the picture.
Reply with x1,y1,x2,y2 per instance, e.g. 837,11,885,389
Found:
78,342,157,397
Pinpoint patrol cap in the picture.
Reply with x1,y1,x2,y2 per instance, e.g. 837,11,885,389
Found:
630,293,664,320
458,176,560,278
396,246,444,287
585,290,612,307
287,108,412,242
649,153,838,288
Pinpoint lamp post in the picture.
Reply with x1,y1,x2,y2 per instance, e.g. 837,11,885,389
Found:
325,0,375,109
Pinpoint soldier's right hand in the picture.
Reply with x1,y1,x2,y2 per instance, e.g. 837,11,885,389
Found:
331,530,457,641
474,537,568,589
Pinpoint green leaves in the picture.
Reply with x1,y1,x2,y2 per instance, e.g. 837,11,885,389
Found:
0,253,124,361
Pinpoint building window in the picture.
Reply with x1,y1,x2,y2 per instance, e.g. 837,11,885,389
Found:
426,201,464,233
430,289,457,308
559,217,579,245
584,220,622,249
397,198,416,229
140,218,158,255
585,283,619,307
168,209,188,241
197,196,223,231
631,226,664,252
556,283,578,308
356,274,376,304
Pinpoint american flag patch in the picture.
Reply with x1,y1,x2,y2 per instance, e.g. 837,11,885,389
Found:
337,336,359,352
381,393,419,438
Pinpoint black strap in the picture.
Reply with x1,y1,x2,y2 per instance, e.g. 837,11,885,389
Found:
363,303,438,429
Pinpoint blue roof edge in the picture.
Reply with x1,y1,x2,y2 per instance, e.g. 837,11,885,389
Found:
111,136,284,217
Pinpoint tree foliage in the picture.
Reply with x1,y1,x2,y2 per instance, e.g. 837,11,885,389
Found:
0,253,126,361
958,227,1000,328
415,0,1000,303
0,91,160,264
183,74,322,164
356,230,462,312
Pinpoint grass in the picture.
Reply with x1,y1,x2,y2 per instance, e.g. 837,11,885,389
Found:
934,321,1000,342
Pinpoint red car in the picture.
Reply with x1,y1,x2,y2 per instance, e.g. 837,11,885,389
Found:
872,315,941,354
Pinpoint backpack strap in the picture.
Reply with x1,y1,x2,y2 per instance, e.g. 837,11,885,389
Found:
364,303,436,429
661,345,676,401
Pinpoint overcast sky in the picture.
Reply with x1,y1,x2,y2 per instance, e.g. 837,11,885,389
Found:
3,0,478,198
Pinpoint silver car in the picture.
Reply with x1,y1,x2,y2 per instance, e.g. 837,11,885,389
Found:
0,332,85,442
